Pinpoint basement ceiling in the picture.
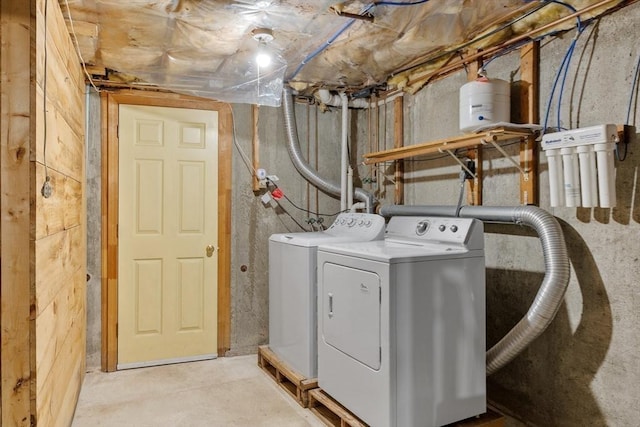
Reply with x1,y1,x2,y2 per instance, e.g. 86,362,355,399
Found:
61,0,629,106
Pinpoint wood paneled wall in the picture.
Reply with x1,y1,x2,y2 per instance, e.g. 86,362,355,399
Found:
1,1,33,425
1,0,86,425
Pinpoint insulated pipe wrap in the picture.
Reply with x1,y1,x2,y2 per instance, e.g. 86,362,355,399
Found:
283,87,375,212
379,205,570,375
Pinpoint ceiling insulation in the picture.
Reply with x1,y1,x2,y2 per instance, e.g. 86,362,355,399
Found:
61,0,630,106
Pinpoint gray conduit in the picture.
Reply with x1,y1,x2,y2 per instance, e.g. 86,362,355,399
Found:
379,204,570,375
283,87,376,213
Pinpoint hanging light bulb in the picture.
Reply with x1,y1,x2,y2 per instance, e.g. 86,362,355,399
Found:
252,28,274,69
255,49,272,68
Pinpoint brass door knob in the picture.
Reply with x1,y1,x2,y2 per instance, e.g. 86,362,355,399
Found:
206,245,215,257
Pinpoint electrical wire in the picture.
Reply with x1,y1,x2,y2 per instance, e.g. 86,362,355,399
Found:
625,51,640,126
288,0,431,80
230,107,258,177
288,16,359,80
479,36,543,75
616,51,640,162
42,0,50,189
267,178,347,218
63,0,100,93
273,198,308,231
374,0,430,6
231,107,341,223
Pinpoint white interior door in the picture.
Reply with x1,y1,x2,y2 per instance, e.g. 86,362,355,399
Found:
117,104,218,369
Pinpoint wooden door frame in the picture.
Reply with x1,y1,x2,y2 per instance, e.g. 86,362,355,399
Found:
101,90,232,372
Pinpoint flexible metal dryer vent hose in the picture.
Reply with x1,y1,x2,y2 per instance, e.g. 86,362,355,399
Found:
379,204,570,375
282,87,376,213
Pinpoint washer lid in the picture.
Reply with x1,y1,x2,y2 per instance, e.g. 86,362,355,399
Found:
270,231,341,247
318,239,484,263
269,213,385,247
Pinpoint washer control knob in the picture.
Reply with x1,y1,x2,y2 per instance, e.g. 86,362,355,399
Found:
365,220,372,227
416,220,429,235
347,218,356,227
438,224,446,232
450,225,459,233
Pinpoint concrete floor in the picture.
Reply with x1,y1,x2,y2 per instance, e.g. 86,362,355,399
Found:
72,355,326,427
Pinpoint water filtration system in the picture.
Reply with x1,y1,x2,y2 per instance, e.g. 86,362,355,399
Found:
541,124,618,208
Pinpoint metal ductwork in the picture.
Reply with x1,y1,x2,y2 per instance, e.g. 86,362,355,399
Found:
379,204,570,375
283,86,376,213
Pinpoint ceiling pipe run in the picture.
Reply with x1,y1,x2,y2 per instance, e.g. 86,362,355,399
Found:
283,86,376,213
316,89,403,109
379,204,570,375
318,89,371,109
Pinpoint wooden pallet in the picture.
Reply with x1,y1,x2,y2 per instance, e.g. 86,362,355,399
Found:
257,345,318,408
308,387,505,427
308,389,368,427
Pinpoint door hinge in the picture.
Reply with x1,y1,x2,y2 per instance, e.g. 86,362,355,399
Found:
116,323,118,337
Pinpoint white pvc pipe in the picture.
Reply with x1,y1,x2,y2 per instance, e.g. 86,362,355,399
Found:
283,87,376,212
594,142,616,208
340,92,348,212
347,166,353,210
560,147,581,207
317,89,403,109
576,145,598,207
545,148,564,207
350,202,365,212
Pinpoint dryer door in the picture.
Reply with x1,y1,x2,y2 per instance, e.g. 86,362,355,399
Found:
322,263,381,370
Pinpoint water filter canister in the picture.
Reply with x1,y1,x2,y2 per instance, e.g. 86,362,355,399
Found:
576,145,598,207
560,147,581,207
594,142,616,208
545,148,565,207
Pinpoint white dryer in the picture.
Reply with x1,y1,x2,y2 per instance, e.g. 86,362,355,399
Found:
269,213,385,378
317,216,486,427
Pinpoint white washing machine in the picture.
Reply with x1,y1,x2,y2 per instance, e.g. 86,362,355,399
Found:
317,216,486,427
269,213,386,378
